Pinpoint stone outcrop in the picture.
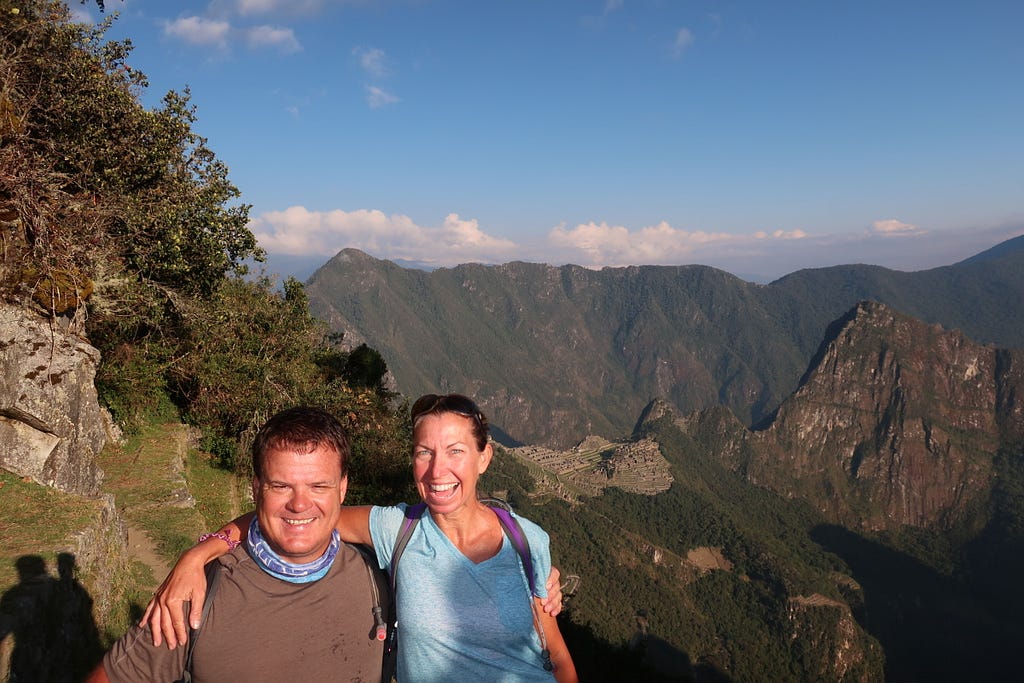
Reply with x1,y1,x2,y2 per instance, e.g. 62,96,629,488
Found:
677,301,1024,530
787,593,884,682
0,304,106,495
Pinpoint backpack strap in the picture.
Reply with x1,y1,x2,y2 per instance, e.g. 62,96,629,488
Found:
389,502,428,597
390,500,537,595
480,498,537,595
350,543,397,683
175,562,223,683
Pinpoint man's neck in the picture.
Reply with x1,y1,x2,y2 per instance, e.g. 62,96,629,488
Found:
247,518,340,584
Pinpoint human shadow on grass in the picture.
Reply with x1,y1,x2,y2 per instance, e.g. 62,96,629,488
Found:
0,553,103,683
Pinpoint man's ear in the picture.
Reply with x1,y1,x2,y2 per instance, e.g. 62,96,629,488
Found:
252,477,260,501
338,475,349,504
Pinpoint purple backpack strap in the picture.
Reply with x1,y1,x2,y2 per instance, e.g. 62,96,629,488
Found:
491,506,537,595
390,500,537,595
478,498,537,596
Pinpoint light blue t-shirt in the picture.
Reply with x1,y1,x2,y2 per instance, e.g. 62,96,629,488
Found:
370,503,556,683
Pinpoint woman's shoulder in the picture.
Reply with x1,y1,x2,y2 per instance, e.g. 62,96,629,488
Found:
370,502,413,522
507,508,550,546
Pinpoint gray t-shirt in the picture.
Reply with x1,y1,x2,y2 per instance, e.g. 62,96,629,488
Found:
103,542,387,682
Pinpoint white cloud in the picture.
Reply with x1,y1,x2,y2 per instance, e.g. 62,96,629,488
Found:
354,47,389,77
246,25,301,52
164,16,231,48
235,0,280,14
366,85,399,108
754,229,808,240
249,207,517,266
669,27,694,59
251,209,819,271
548,221,755,266
231,0,326,15
250,207,1021,281
603,0,624,14
872,219,925,236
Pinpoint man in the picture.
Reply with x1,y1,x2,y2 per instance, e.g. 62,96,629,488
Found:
86,406,390,682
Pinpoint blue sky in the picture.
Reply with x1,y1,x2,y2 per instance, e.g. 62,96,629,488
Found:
77,0,1023,282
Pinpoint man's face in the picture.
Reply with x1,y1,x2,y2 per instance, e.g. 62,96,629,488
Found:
252,442,347,564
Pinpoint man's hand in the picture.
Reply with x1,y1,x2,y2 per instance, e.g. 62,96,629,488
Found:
140,550,210,648
543,565,563,616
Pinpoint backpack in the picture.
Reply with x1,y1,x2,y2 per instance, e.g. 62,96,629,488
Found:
175,545,396,683
387,499,552,671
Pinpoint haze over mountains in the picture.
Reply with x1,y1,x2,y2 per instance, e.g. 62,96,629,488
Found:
305,235,1024,448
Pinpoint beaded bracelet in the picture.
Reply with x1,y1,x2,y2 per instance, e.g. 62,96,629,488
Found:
198,531,240,550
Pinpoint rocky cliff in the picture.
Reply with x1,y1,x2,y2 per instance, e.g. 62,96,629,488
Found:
0,304,108,495
677,301,1024,530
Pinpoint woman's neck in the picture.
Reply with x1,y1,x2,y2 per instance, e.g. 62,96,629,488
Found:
431,501,503,564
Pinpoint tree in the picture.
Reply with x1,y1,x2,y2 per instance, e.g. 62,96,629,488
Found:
344,343,390,390
1,0,261,323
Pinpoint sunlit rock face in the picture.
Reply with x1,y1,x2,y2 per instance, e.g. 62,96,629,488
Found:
0,304,106,495
680,301,1024,531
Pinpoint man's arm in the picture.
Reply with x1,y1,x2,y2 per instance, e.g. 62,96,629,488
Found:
142,512,253,648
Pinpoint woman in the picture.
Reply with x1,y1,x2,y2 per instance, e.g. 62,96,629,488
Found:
148,394,577,683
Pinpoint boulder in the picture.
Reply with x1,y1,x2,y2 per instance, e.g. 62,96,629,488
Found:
0,304,105,495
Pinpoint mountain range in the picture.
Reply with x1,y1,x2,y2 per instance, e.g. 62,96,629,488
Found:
475,299,1024,681
305,235,1024,448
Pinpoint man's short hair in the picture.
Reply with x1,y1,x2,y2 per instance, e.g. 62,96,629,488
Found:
251,406,351,479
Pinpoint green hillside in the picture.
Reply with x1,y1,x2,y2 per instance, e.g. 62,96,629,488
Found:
483,405,1024,682
483,417,886,682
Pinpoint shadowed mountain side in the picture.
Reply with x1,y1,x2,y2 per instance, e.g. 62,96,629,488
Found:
305,236,1024,447
811,524,1023,682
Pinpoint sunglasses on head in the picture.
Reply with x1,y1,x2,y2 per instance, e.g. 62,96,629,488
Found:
410,393,483,424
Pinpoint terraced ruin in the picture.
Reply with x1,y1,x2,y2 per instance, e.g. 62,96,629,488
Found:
508,435,673,497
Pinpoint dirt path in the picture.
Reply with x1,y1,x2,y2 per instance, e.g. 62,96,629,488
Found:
102,423,195,593
127,524,172,591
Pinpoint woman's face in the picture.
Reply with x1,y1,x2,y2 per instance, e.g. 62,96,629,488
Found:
412,412,492,515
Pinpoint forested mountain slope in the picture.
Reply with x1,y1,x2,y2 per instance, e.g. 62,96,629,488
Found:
306,237,1024,447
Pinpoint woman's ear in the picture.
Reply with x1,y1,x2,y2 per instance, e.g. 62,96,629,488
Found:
478,442,493,474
